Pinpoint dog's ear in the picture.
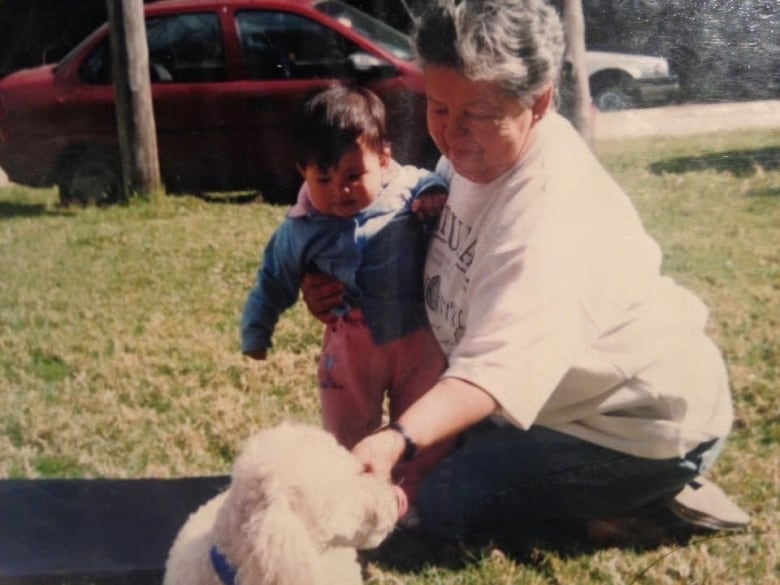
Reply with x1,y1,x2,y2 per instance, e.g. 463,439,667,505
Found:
241,495,321,585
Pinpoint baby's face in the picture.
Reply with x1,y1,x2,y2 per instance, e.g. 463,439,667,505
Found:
299,142,388,218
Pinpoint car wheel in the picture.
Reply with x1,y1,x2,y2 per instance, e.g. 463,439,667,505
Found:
58,150,124,206
593,86,634,112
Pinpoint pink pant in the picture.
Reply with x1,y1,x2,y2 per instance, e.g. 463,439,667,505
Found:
318,309,454,506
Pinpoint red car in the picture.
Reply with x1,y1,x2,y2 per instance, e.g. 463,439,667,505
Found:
0,0,436,204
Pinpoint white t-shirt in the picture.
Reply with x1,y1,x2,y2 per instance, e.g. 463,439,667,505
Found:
424,112,733,459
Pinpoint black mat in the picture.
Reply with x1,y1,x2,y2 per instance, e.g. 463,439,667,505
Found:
0,476,230,584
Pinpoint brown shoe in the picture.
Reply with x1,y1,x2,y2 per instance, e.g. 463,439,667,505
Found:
666,476,750,531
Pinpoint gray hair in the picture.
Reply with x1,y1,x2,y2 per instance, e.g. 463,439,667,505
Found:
414,0,565,106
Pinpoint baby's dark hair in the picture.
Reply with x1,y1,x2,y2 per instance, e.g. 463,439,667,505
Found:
293,85,389,171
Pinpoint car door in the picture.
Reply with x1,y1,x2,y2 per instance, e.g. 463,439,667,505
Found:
229,6,438,202
143,11,247,191
70,10,245,193
230,9,366,201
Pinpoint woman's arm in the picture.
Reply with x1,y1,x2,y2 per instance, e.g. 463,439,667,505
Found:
352,376,498,480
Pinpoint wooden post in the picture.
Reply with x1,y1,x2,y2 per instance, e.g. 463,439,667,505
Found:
561,0,594,147
106,0,161,197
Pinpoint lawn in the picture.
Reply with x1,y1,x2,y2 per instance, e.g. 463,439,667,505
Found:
1,128,778,584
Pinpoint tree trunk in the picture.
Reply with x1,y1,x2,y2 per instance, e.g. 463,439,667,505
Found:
560,0,594,147
106,0,161,197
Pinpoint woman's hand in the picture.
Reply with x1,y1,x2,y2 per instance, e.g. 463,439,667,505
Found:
300,272,345,325
355,377,498,480
352,427,406,481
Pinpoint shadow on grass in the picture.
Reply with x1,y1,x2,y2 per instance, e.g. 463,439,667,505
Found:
367,528,589,575
192,191,264,205
649,146,780,179
366,510,702,579
752,187,780,198
0,200,74,219
191,186,295,206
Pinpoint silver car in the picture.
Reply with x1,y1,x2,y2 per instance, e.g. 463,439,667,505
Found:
586,50,679,111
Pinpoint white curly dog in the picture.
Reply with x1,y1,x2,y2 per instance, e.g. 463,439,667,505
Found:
163,423,401,585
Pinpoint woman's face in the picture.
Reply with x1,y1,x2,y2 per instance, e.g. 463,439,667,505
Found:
424,65,538,184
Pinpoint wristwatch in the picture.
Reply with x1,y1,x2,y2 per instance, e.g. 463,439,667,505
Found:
388,421,418,461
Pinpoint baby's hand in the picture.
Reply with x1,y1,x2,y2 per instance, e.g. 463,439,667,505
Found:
412,188,448,221
244,349,268,361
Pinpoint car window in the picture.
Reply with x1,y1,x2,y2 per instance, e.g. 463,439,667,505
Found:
147,14,226,82
80,41,112,84
236,11,358,80
80,12,226,84
314,0,414,61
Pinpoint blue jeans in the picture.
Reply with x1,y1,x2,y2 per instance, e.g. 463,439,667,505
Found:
416,420,723,540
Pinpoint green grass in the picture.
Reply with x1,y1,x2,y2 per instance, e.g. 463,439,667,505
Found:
1,128,779,583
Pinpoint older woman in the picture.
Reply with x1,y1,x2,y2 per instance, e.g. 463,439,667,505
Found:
308,0,748,541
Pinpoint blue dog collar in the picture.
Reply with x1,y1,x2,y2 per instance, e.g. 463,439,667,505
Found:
210,545,238,585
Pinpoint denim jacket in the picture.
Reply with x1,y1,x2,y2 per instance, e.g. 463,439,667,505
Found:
241,161,447,353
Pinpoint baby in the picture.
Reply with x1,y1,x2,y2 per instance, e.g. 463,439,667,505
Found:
241,85,453,511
